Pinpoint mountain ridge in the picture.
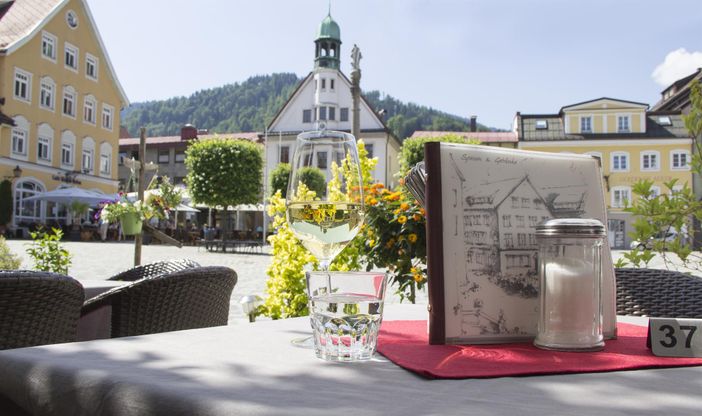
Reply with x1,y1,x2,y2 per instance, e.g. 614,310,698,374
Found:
120,73,494,140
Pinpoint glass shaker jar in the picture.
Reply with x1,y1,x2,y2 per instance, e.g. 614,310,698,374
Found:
534,218,606,352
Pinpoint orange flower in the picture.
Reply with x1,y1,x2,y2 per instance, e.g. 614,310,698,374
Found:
413,274,423,283
398,215,407,224
408,233,418,243
369,198,378,206
413,213,422,221
399,178,406,186
372,183,384,190
419,208,426,216
400,202,410,211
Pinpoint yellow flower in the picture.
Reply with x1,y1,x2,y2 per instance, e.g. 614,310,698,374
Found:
408,233,418,243
369,198,378,206
393,208,401,215
413,274,423,283
369,239,376,247
398,215,407,224
410,267,418,274
400,202,410,211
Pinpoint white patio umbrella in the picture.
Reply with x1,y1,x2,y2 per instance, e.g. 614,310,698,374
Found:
24,187,118,207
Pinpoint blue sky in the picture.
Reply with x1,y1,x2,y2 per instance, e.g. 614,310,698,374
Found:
88,0,702,130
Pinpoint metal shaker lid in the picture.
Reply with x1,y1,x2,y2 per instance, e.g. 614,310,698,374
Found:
535,218,606,238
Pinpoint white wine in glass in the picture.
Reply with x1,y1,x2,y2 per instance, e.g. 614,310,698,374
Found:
285,129,365,347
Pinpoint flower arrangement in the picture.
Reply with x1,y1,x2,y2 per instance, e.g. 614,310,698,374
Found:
99,193,154,224
360,180,427,303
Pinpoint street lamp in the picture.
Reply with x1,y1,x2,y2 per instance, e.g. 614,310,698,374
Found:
3,165,22,180
239,294,263,323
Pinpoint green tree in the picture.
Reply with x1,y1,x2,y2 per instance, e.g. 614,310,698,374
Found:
269,163,291,198
623,82,702,270
26,228,72,275
0,236,21,269
297,167,326,198
399,134,481,175
185,138,263,207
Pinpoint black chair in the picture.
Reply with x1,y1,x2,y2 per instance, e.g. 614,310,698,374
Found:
81,266,237,338
615,268,702,318
0,271,84,350
107,258,200,281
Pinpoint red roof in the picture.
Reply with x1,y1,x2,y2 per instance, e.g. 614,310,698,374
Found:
410,131,517,143
119,132,262,147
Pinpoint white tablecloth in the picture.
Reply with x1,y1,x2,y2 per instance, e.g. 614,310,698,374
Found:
0,304,701,416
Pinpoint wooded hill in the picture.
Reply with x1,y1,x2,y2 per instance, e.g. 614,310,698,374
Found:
121,73,491,140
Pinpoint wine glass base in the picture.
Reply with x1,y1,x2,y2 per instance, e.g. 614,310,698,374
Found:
291,336,314,349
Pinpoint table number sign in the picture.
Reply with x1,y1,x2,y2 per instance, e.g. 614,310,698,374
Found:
424,142,617,344
648,318,702,358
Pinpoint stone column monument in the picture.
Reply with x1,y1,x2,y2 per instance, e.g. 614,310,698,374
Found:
350,44,362,139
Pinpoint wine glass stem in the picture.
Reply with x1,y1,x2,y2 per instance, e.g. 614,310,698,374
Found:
320,259,330,272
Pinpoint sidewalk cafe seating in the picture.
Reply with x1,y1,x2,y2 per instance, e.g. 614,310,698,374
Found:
107,259,200,281
0,271,84,350
81,266,237,338
615,268,702,318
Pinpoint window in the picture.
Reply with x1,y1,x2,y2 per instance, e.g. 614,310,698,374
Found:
38,136,51,161
517,233,526,247
86,54,98,80
11,128,27,156
504,233,513,248
14,180,45,224
61,143,73,166
328,107,335,121
611,186,631,208
158,150,170,164
671,150,691,170
41,32,56,61
521,198,530,208
63,86,76,117
279,145,289,163
13,68,31,102
83,96,96,124
340,108,349,122
39,77,55,110
516,215,525,228
641,151,660,171
580,116,592,133
175,150,186,163
61,130,76,168
82,148,93,173
330,79,335,90
502,215,511,227
100,142,112,175
648,186,661,199
483,214,491,226
317,151,327,169
321,78,326,89
535,120,548,130
37,124,53,163
512,196,519,208
64,43,78,71
302,109,312,123
611,152,629,172
102,104,113,130
617,115,630,133
318,106,327,120
529,216,538,227
366,144,374,159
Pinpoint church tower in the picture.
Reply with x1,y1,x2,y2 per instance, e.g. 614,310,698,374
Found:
314,12,341,69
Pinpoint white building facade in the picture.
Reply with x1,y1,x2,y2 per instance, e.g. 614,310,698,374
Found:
264,12,401,189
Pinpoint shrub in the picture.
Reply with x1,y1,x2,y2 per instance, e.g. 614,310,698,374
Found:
399,134,480,175
186,138,263,207
0,236,21,270
297,166,326,198
26,228,72,275
270,163,291,198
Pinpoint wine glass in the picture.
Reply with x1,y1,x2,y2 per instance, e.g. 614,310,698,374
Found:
286,129,365,347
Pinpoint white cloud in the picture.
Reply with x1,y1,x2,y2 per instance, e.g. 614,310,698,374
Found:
652,48,702,86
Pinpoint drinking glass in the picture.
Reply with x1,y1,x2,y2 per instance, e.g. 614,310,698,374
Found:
286,129,365,347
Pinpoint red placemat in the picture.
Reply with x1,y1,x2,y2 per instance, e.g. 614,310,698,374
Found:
376,320,702,379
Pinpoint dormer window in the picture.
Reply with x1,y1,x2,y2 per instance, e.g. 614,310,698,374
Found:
535,120,548,130
618,115,630,133
580,116,592,133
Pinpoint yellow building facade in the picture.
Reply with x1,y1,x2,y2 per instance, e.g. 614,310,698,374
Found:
516,98,692,249
0,0,128,231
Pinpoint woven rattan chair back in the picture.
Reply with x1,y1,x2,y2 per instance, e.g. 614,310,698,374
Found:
615,268,702,318
107,259,200,282
0,271,84,350
82,266,237,338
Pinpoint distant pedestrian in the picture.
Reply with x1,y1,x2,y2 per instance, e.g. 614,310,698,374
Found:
98,219,108,241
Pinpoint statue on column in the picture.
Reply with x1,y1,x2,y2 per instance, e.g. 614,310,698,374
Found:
350,44,362,139
351,44,362,73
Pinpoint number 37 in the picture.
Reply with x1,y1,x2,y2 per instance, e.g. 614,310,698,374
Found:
659,325,697,348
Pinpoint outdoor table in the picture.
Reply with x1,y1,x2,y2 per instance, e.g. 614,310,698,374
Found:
0,304,700,416
79,280,127,299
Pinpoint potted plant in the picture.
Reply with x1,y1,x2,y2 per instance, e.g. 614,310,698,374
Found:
99,194,154,236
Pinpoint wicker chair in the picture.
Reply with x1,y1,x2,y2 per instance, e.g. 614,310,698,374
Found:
0,271,84,350
107,258,200,281
615,268,702,318
81,266,237,338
